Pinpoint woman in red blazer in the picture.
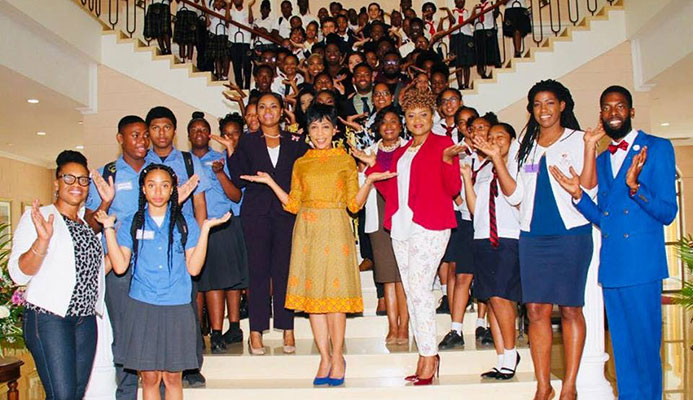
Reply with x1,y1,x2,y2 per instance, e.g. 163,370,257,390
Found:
354,88,465,385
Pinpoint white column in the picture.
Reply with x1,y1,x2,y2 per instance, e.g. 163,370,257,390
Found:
576,228,615,399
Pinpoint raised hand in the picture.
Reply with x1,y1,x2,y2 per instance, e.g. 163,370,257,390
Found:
349,145,377,167
625,145,647,191
91,169,115,204
334,74,347,95
284,108,297,124
583,119,606,148
223,92,243,104
240,171,275,185
366,171,398,183
472,136,501,160
203,212,232,230
210,134,236,154
178,174,199,204
211,159,225,173
442,144,469,163
548,165,583,200
338,115,365,132
94,209,116,228
30,199,53,241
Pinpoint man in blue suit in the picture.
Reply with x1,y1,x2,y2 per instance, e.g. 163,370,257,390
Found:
549,85,677,400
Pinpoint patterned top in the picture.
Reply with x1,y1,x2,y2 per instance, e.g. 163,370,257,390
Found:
27,216,102,316
284,148,360,214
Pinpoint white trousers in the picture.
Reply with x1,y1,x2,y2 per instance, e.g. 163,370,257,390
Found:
392,224,450,356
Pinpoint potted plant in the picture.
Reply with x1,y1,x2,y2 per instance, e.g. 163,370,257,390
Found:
0,223,25,351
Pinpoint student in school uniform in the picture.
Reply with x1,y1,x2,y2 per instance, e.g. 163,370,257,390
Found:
421,2,441,41
473,0,501,79
96,164,231,400
144,106,210,388
464,122,523,380
84,116,151,400
503,0,531,57
443,0,475,89
252,0,275,53
487,80,597,400
187,112,249,354
437,106,480,350
271,53,304,99
143,0,172,55
228,93,310,355
297,0,318,29
173,1,200,62
229,0,255,89
272,0,295,40
207,0,231,80
551,86,677,400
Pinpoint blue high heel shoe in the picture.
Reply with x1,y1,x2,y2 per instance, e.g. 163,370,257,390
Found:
313,375,331,386
328,358,346,386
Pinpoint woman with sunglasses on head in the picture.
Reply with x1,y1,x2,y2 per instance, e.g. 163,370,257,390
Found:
9,150,106,400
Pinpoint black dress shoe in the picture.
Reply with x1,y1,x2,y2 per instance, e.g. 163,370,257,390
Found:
222,328,244,344
210,331,227,354
436,295,450,314
481,367,500,379
481,328,494,345
475,326,486,341
182,370,206,388
438,330,465,350
497,354,521,380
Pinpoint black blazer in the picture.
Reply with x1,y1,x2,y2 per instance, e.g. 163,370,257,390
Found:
228,131,309,217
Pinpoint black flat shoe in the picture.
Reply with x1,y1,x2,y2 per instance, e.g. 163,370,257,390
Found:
222,328,243,344
210,331,227,354
436,295,450,314
481,328,494,345
496,353,521,380
481,368,500,379
438,330,464,350
475,326,486,341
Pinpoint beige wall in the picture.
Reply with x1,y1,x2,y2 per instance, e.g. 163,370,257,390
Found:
496,41,651,136
675,146,693,235
83,65,213,169
0,157,54,229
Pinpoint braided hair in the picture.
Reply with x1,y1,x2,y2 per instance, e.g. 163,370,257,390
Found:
130,164,188,275
516,79,580,168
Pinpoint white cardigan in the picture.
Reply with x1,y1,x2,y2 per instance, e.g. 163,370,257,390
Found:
8,204,105,318
362,138,408,234
505,129,597,231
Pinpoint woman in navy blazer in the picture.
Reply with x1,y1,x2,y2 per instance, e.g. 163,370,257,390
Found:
356,88,464,385
228,93,309,354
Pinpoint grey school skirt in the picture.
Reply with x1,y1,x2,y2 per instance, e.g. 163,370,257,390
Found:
117,298,200,372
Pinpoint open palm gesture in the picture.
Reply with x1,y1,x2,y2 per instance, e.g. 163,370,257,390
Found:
91,169,115,203
549,165,583,200
349,145,376,167
30,200,54,241
240,171,275,185
626,146,647,190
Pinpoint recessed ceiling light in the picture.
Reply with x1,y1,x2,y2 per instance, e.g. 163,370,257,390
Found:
36,131,46,136
78,121,83,125
660,122,670,127
75,145,84,150
27,99,39,104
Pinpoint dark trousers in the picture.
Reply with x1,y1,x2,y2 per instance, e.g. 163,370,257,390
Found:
603,280,663,400
242,213,295,332
230,43,252,89
24,309,97,400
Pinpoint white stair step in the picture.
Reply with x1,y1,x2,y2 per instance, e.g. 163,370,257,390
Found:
179,373,562,399
227,312,486,340
200,336,539,379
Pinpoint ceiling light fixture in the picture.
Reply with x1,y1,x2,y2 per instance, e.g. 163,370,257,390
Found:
75,145,84,149
36,131,46,136
660,122,670,127
27,99,39,104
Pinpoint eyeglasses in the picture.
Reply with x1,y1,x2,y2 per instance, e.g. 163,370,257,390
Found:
373,91,391,97
383,60,399,66
59,174,91,187
439,98,460,105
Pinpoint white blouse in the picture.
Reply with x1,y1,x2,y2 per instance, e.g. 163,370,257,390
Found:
390,145,420,241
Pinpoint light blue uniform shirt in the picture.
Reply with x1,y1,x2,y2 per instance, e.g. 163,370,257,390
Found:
86,156,151,220
117,208,200,306
145,148,211,218
198,148,242,219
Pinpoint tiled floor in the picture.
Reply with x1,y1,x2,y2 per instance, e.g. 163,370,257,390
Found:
550,304,692,398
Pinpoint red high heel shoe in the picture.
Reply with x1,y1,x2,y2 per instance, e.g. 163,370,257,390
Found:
404,374,418,382
413,354,440,386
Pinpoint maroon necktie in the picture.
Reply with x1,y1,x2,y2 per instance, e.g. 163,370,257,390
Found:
472,159,491,184
444,124,454,137
489,167,499,248
607,140,628,154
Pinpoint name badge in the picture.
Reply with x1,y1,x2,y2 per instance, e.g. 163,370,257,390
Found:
204,161,214,167
524,164,539,173
116,181,133,191
135,229,155,240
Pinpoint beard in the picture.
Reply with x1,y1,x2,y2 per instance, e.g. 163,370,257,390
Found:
602,116,632,141
383,70,400,79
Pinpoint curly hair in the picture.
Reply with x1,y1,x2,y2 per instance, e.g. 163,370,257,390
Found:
400,87,436,113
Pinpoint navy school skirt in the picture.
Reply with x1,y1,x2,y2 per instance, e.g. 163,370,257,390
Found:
472,238,522,302
519,233,592,307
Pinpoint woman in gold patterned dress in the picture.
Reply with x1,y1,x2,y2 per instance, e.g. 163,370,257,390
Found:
241,104,395,387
